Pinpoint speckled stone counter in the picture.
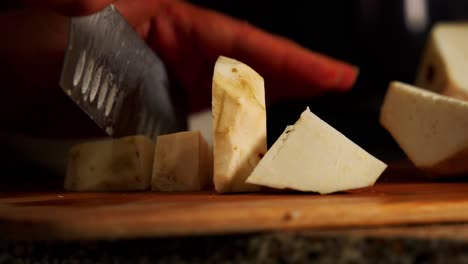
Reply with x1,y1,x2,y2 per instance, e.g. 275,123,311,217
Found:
3,225,468,264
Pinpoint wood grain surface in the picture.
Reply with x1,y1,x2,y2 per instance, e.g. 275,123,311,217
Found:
3,179,468,240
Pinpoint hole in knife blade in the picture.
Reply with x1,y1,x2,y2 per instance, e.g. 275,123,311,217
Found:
98,73,111,110
105,126,114,136
105,85,117,117
90,66,103,103
81,57,94,96
73,51,86,87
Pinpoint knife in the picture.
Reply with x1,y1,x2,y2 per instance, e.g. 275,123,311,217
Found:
59,4,185,141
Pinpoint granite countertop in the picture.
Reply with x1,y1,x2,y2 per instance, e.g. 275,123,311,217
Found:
3,224,468,264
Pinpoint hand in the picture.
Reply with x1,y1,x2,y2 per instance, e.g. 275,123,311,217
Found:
2,0,358,137
23,0,358,112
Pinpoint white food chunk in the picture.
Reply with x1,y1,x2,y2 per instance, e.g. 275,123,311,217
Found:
65,135,154,191
246,108,387,194
380,81,468,175
152,131,213,191
212,56,267,193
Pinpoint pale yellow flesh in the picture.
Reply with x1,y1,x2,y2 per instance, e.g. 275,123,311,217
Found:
65,135,154,191
152,131,213,191
212,56,267,193
415,22,468,100
246,108,387,194
380,81,468,174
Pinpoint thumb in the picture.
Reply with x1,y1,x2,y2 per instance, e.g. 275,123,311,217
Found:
19,0,115,16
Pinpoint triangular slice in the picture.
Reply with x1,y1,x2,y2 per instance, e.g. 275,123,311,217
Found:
380,81,468,175
246,107,387,194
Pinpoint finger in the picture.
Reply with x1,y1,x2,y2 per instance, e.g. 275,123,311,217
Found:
19,0,114,16
114,0,175,35
236,29,359,90
163,1,358,101
234,26,359,101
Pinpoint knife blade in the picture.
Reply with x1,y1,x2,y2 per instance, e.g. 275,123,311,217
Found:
59,4,185,141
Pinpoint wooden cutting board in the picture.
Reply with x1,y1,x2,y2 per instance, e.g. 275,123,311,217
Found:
3,168,468,240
